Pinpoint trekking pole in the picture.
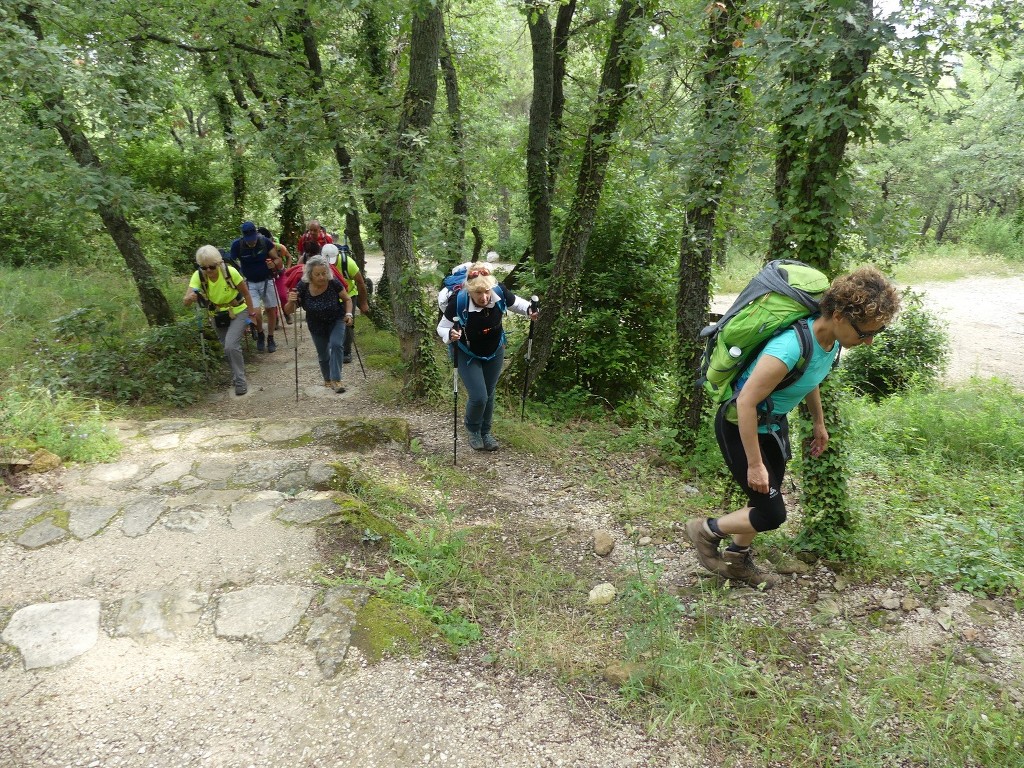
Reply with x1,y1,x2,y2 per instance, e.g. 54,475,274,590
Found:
193,300,208,378
294,307,301,403
352,333,367,380
452,323,460,466
520,295,539,421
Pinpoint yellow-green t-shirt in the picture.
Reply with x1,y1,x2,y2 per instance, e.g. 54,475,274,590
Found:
189,265,246,316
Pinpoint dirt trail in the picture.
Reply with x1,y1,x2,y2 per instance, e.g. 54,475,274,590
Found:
1,272,1021,768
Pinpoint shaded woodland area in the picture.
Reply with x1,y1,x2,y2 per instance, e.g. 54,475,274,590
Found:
2,0,1023,551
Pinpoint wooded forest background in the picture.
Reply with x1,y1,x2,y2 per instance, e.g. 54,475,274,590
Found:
3,0,1023,541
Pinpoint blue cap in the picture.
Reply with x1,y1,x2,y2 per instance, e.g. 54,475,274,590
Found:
241,221,258,240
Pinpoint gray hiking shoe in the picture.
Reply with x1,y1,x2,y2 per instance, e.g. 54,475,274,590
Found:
683,518,727,575
467,431,485,451
481,433,500,451
722,548,781,590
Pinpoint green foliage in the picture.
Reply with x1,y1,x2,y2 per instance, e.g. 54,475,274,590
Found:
792,379,857,560
847,379,1024,594
965,214,1024,259
0,385,120,463
839,290,949,399
537,196,677,409
25,307,223,407
370,506,481,650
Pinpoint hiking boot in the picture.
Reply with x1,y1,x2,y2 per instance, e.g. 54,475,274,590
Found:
343,354,352,364
256,331,266,352
722,548,781,590
235,383,248,396
267,336,277,353
334,383,346,394
481,433,500,451
467,431,485,451
683,518,728,576
285,313,293,325
249,324,257,341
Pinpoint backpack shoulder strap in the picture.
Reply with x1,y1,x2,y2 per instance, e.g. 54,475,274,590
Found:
455,287,469,325
775,318,814,392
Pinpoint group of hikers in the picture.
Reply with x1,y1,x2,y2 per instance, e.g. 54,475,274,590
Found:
183,219,372,396
186,226,901,589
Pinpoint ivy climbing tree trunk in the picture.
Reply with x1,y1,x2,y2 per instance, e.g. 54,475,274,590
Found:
766,0,881,557
519,0,648,395
673,0,749,452
378,2,443,397
14,5,174,327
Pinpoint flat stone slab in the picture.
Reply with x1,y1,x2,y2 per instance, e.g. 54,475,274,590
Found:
215,585,315,643
308,462,338,490
88,462,140,484
148,433,180,450
116,589,208,641
161,507,210,533
121,496,166,537
17,520,68,549
136,460,194,489
68,504,119,540
0,500,43,535
258,422,314,444
2,600,101,670
192,460,237,483
229,494,286,529
276,498,341,525
306,585,369,679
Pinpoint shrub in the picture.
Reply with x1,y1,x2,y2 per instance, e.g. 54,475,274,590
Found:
965,214,1023,259
0,386,120,463
838,289,948,399
536,197,677,409
26,306,224,407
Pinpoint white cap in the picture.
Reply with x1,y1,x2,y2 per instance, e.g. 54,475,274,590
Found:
485,250,500,263
321,243,339,264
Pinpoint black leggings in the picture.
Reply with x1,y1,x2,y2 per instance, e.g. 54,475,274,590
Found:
714,405,790,532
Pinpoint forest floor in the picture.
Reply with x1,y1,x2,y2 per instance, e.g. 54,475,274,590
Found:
0,273,1021,767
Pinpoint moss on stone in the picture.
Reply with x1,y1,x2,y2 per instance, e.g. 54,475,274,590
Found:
349,596,438,662
326,493,404,544
320,418,410,452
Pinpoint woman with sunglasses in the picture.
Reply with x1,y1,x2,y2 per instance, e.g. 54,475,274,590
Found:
183,245,259,396
437,263,539,451
685,265,901,588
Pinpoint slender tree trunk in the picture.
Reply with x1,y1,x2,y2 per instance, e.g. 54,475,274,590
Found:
379,3,444,397
199,54,245,215
520,0,648,393
548,0,576,189
526,3,554,268
935,190,958,243
18,6,173,327
293,8,369,269
440,24,471,271
673,0,747,451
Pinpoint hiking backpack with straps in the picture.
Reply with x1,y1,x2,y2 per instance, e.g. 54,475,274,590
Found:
449,284,508,361
698,259,832,406
198,264,244,310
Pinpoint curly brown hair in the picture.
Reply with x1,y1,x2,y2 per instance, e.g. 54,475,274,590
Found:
818,265,901,327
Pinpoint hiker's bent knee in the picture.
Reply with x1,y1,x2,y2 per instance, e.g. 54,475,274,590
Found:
749,502,787,532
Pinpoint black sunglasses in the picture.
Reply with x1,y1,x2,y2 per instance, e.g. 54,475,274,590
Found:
200,264,220,271
848,317,885,340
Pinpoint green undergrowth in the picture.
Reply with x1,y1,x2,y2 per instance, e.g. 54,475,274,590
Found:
0,385,120,463
616,557,1023,767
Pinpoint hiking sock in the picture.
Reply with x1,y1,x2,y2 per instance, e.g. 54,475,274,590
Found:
725,544,749,554
707,518,725,538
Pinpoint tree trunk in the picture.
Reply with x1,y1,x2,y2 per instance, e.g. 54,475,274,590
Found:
548,0,576,189
199,54,245,215
673,0,747,451
379,3,444,397
935,185,959,243
293,7,369,269
519,0,648,394
18,7,173,327
440,25,471,271
526,4,554,268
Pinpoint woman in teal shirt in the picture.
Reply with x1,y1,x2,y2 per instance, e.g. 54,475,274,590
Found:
685,266,901,588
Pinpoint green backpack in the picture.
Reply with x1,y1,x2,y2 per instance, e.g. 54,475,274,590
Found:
698,259,831,405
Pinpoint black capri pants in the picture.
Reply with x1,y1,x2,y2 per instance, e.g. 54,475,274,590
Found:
714,404,790,532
